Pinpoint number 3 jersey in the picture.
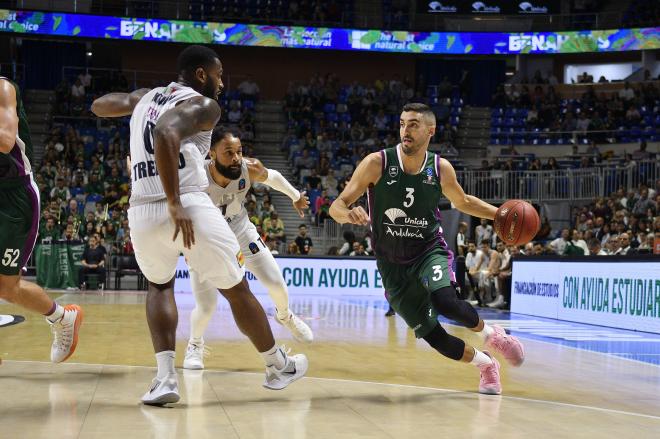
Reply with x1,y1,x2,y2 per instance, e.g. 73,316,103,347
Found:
367,145,451,264
129,82,212,206
204,158,252,233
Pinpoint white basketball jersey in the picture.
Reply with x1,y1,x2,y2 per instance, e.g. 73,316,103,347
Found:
204,159,251,224
129,82,212,206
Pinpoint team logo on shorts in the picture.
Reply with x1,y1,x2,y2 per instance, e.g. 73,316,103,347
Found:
388,166,399,178
238,178,246,190
249,242,260,255
236,251,245,267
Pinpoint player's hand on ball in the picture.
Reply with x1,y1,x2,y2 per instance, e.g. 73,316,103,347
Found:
348,206,370,226
168,201,195,249
293,191,310,218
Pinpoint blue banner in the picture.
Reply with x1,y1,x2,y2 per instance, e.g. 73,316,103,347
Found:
0,9,658,55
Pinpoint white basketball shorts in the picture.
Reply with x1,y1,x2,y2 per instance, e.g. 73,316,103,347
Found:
128,192,245,289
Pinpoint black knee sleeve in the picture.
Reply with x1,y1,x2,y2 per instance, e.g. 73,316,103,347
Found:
422,324,465,361
430,286,480,328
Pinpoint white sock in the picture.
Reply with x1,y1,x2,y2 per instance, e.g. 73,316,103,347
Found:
155,351,176,379
46,304,65,323
480,323,495,340
470,348,493,367
276,307,290,321
260,345,286,369
189,337,203,346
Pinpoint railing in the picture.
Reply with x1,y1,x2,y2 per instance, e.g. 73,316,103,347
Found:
456,161,659,203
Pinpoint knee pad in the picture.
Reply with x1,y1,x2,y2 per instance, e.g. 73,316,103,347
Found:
430,286,480,328
422,324,465,361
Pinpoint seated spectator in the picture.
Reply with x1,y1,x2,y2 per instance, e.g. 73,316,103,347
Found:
339,231,356,256
618,82,635,101
616,233,632,255
295,224,313,255
237,74,260,99
266,237,280,255
314,189,332,224
287,242,301,255
587,238,608,255
71,78,85,103
39,217,61,242
263,211,285,245
632,141,651,161
348,242,368,256
79,235,106,289
549,228,570,255
50,177,71,203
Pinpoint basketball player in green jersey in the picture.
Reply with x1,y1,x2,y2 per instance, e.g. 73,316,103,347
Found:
0,77,83,363
330,103,524,395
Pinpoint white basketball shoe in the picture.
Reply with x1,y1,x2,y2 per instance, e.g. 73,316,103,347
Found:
141,373,180,405
183,340,209,370
49,304,83,363
263,347,308,390
275,310,313,344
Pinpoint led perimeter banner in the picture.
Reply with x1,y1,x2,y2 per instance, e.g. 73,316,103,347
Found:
511,259,660,334
0,9,658,55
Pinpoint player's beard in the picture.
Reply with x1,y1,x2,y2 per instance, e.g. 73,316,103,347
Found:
401,138,421,155
201,79,219,100
214,161,242,180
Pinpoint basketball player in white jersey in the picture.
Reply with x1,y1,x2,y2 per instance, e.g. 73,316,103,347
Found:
91,45,307,404
183,128,313,370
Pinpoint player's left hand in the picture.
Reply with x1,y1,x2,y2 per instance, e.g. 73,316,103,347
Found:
293,191,310,218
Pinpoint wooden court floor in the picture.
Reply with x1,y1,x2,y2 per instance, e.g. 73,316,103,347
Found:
1,290,659,439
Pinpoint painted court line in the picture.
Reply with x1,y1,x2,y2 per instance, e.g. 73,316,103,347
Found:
3,360,660,422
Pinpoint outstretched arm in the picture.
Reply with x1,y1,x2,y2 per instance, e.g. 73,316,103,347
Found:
330,152,382,225
91,88,150,117
247,158,309,217
439,158,496,220
0,79,18,153
154,96,222,248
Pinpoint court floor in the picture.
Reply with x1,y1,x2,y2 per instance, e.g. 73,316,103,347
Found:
1,290,659,439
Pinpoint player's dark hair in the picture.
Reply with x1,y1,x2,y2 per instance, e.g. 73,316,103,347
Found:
402,103,436,125
211,126,239,147
481,239,491,246
176,45,219,77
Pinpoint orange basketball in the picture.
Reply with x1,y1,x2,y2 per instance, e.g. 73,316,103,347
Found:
494,200,540,246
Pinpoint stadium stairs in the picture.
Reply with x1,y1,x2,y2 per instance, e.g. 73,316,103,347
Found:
23,89,54,165
253,100,308,249
456,106,490,158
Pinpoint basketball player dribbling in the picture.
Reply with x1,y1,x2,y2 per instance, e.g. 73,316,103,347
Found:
330,103,525,395
183,128,313,370
0,77,83,364
91,45,307,404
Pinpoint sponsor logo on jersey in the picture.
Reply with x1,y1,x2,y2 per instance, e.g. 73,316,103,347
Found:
388,166,399,178
238,178,246,190
236,251,245,267
385,226,425,239
249,242,260,255
384,208,429,228
386,180,396,185
423,167,434,185
422,276,429,288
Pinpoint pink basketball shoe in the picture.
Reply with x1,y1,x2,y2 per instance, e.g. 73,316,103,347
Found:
478,351,501,395
485,324,525,367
